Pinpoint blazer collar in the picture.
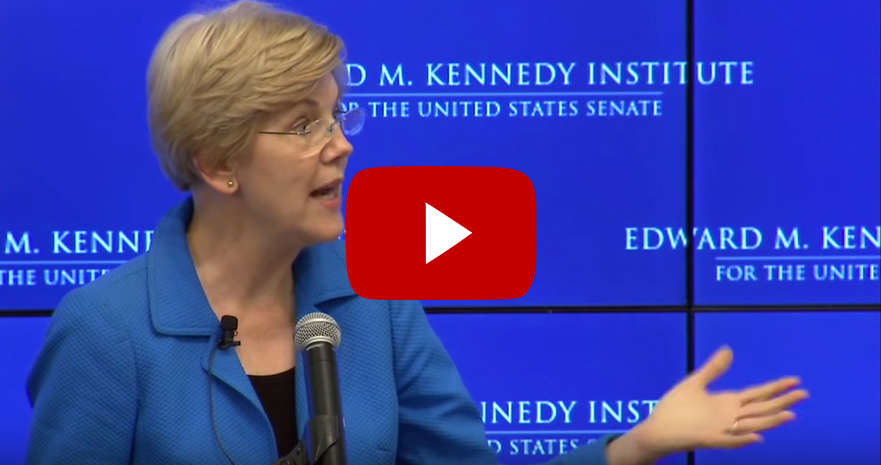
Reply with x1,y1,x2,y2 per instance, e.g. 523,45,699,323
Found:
146,197,357,337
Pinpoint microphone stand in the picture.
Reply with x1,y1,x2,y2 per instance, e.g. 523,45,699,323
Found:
270,414,345,465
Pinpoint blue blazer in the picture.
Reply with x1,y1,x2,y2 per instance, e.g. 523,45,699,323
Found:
26,198,618,465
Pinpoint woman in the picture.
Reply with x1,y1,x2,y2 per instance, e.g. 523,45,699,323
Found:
25,1,808,464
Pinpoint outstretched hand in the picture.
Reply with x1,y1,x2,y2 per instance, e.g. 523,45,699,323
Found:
634,346,809,457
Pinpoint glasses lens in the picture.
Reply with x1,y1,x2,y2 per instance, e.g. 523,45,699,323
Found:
342,108,365,136
296,109,363,159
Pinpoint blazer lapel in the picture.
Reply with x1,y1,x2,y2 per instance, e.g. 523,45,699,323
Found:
295,330,310,442
147,198,359,458
199,331,265,413
146,198,276,461
199,331,278,463
291,241,358,444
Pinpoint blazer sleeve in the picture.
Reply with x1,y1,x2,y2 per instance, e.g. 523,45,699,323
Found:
26,287,138,464
389,299,621,465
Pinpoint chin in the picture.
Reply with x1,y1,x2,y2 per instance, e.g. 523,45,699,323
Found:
304,219,345,245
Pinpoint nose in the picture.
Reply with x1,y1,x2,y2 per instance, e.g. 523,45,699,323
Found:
320,128,353,164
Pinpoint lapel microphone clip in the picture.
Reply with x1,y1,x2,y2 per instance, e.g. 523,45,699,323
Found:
218,315,241,350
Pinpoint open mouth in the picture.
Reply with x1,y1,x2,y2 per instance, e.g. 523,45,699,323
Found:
310,180,341,200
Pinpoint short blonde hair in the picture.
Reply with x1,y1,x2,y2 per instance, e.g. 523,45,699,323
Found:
146,0,346,191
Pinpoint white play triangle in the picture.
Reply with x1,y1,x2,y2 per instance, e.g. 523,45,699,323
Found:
425,203,472,264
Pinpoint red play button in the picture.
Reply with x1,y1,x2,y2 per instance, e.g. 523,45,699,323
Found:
345,166,536,301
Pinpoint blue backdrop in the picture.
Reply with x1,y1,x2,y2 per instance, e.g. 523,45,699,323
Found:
0,317,51,465
1,0,877,310
1,0,691,309
692,0,881,306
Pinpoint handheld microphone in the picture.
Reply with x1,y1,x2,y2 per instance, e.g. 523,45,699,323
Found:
218,315,241,350
295,312,346,465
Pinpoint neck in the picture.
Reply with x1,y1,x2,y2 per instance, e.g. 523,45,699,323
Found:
186,193,300,317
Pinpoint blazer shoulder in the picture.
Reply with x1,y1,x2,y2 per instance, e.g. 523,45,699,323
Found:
52,254,149,322
27,262,142,465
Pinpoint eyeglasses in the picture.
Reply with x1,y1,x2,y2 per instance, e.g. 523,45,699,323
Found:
257,107,365,159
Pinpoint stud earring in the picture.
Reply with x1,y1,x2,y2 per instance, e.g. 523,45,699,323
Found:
227,180,235,188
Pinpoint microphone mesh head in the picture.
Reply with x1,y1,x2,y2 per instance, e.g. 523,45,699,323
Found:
294,312,342,349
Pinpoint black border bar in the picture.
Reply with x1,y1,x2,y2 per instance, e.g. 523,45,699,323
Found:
1,305,879,317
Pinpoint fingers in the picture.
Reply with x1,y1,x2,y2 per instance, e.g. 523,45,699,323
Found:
692,345,734,387
738,376,803,404
739,389,809,418
734,410,797,434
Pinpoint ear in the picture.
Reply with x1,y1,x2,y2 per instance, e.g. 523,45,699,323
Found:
193,150,238,193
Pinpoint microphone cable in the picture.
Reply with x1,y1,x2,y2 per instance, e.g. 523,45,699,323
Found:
209,316,242,465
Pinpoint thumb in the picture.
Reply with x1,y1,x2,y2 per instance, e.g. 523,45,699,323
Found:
691,345,733,387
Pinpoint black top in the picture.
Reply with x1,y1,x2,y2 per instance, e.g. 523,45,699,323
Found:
249,368,298,459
